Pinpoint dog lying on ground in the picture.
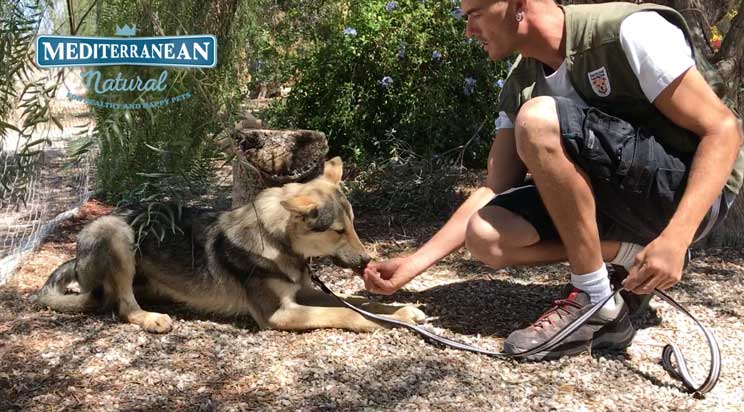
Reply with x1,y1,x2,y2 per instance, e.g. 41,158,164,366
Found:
36,157,425,333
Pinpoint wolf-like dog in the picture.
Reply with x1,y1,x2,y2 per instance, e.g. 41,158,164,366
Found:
36,157,425,333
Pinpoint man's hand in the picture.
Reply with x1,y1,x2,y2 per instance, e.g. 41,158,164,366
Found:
362,257,422,295
623,233,689,294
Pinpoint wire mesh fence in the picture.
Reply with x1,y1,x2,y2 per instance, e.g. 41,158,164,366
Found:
0,69,95,285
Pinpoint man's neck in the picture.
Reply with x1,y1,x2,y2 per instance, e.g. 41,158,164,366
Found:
520,3,566,70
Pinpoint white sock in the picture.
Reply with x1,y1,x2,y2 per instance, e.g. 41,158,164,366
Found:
610,242,644,271
571,264,615,309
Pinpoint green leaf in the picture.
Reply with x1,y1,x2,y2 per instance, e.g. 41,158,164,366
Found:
68,139,96,158
0,120,21,133
144,143,166,153
23,138,51,148
50,115,64,131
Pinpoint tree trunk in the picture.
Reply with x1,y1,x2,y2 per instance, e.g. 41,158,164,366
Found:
561,0,744,246
231,129,328,207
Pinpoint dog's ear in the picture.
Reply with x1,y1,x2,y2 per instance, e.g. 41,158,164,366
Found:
281,195,318,216
323,156,343,184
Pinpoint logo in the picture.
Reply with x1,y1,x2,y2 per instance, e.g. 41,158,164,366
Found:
36,35,217,68
115,24,137,36
588,66,611,97
35,25,217,109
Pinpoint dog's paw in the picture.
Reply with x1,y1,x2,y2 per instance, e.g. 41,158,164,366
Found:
394,306,426,324
140,312,173,333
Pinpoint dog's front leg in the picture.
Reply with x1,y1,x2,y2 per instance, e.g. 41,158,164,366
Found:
296,287,425,317
266,302,425,332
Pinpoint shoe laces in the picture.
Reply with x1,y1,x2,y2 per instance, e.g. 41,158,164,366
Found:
531,290,584,329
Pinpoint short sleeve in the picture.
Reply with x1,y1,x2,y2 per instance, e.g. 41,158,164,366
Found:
619,12,694,103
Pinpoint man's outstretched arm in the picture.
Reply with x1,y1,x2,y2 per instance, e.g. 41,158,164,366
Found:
363,126,526,294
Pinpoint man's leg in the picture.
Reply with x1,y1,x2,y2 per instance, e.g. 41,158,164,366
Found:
484,97,634,359
514,97,624,310
465,186,657,315
465,204,622,269
513,96,604,274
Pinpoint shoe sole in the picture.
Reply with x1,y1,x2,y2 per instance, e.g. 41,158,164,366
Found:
506,311,636,361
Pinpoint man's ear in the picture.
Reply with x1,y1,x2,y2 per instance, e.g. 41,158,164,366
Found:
323,156,343,184
281,195,318,216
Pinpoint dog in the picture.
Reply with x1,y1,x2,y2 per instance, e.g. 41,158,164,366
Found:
36,157,425,333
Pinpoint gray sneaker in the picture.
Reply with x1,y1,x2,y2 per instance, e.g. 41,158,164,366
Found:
503,288,635,361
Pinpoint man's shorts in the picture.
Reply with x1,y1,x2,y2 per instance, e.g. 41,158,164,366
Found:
487,96,736,246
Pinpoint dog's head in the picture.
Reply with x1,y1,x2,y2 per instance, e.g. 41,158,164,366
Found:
281,157,370,272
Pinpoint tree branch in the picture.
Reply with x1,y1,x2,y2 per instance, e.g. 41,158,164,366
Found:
66,0,75,35
73,0,100,35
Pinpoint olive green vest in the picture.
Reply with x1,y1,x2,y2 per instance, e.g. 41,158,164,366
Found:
497,3,744,194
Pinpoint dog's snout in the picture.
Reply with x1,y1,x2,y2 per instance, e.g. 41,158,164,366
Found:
331,251,371,272
360,254,371,269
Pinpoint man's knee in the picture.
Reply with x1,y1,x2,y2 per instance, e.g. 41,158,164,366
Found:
465,210,508,269
514,96,561,164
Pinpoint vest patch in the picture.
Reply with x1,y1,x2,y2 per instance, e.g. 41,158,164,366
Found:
588,67,611,97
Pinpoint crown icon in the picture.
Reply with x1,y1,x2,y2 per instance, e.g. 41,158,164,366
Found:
115,24,136,36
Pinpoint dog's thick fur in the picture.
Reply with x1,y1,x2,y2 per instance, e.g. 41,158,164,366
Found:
36,158,425,333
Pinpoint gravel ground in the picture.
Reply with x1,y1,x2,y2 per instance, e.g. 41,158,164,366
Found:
1,200,743,412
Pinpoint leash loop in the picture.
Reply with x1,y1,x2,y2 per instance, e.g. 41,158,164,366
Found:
653,288,721,396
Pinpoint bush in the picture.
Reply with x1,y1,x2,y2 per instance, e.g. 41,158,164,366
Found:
344,156,481,224
259,0,510,166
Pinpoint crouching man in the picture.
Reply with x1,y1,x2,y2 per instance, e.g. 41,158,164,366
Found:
363,0,743,359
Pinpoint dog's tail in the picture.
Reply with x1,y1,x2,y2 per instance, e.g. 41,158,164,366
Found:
35,259,100,312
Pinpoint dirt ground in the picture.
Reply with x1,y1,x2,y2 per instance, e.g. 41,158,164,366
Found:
1,197,743,412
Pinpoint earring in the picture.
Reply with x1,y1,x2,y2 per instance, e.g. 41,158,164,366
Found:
515,11,524,22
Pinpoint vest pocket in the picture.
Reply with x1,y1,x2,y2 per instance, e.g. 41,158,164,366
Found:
617,129,688,225
618,131,655,196
581,129,614,181
579,109,629,182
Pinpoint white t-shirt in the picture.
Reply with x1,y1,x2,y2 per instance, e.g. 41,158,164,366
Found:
494,11,695,130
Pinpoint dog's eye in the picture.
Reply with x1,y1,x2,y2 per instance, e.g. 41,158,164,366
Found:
334,229,345,235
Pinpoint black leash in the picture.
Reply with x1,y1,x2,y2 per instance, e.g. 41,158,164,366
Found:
310,274,721,396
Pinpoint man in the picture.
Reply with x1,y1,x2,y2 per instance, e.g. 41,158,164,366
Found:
363,0,743,360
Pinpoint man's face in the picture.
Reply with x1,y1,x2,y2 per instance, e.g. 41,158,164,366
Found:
462,0,518,61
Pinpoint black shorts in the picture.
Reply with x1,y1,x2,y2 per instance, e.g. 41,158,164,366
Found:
488,97,735,245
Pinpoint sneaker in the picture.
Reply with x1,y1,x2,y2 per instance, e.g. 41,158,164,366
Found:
503,288,635,361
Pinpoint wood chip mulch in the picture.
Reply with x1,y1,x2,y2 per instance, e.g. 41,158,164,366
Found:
1,200,743,412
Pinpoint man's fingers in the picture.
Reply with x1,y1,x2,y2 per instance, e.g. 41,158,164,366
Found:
363,271,382,293
658,279,677,291
623,264,646,290
634,272,662,294
623,248,648,290
657,272,682,291
362,272,374,291
656,281,672,291
363,270,394,295
633,248,646,268
633,251,644,267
